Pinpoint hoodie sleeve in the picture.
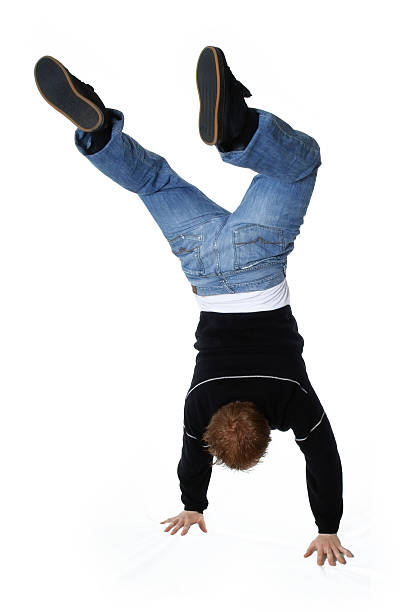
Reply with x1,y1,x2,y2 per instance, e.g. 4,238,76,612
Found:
290,385,343,534
177,424,213,513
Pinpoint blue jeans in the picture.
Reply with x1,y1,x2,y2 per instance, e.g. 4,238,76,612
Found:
75,108,321,296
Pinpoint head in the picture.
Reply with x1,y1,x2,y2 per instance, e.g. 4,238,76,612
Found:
202,400,271,471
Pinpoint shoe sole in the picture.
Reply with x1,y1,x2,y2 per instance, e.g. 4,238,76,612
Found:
196,46,227,145
34,56,104,132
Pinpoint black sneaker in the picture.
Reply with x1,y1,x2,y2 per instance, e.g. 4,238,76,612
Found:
34,55,107,132
196,46,258,150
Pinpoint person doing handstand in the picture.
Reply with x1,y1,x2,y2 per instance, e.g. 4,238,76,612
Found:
34,46,354,567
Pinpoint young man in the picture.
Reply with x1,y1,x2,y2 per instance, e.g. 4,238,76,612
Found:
34,46,354,566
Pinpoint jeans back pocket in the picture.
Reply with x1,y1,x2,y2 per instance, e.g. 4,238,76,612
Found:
168,233,204,275
233,223,286,270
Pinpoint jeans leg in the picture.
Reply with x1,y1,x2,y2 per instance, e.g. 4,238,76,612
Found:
218,107,321,182
75,109,230,279
217,108,321,265
75,109,230,238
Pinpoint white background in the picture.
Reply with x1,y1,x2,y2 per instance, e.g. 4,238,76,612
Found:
1,0,406,610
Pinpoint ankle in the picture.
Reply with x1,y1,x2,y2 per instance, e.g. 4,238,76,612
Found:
85,109,114,155
218,108,259,153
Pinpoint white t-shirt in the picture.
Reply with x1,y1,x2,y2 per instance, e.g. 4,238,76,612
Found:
194,278,290,313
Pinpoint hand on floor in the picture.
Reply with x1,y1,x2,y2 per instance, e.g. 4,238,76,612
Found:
160,510,207,536
304,533,354,566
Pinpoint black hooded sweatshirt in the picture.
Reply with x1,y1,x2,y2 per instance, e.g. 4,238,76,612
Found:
177,304,343,534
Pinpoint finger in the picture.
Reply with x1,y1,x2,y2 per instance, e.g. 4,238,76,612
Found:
327,548,336,566
199,519,207,533
170,521,184,535
317,550,326,566
339,547,354,558
160,518,173,524
332,545,346,565
164,520,177,532
332,547,346,565
304,544,315,557
181,522,191,536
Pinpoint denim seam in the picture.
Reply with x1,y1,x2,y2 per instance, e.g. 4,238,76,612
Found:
213,216,230,275
191,270,284,294
219,259,286,276
165,215,228,240
188,266,284,284
185,259,285,279
228,276,282,288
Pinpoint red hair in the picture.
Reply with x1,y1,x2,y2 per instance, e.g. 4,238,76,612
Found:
202,400,271,470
